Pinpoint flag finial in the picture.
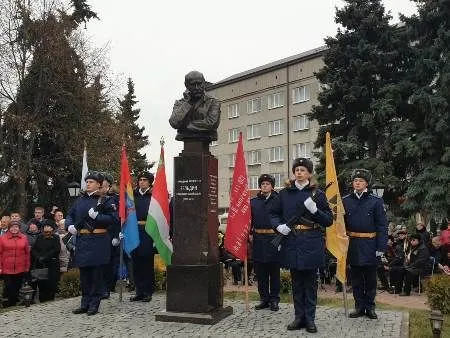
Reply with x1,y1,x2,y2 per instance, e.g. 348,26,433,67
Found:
160,137,165,147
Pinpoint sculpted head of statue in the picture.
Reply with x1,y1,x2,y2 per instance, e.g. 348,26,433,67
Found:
184,71,206,102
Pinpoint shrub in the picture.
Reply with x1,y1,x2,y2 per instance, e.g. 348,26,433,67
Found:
154,270,166,291
425,274,450,314
59,269,81,298
280,269,292,294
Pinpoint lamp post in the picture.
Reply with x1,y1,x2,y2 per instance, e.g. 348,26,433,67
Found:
67,181,81,198
430,310,444,338
19,282,35,307
372,182,386,198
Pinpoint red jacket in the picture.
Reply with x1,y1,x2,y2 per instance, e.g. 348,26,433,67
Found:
0,232,30,275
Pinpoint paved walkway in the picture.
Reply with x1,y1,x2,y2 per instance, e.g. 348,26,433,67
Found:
0,293,407,337
225,281,429,310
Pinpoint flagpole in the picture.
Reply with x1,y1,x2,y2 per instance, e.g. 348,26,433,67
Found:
244,258,249,312
342,280,349,317
119,239,124,302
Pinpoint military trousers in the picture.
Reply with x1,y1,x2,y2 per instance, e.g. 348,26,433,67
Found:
132,253,154,297
290,269,318,324
254,261,280,303
350,265,377,311
80,265,106,311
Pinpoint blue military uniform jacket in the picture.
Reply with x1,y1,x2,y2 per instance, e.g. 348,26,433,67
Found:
251,191,279,263
133,188,154,257
343,191,388,266
66,191,119,267
269,181,333,270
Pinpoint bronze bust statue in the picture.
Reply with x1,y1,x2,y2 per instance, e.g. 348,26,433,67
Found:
169,71,221,142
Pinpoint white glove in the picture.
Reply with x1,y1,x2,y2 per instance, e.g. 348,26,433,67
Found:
112,238,120,246
276,224,291,236
304,197,318,214
118,232,124,240
376,251,384,258
88,208,99,219
68,225,77,235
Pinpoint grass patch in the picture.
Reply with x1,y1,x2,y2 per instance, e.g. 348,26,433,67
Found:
224,291,450,338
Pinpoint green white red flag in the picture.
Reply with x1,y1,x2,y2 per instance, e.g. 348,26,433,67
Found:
145,140,173,265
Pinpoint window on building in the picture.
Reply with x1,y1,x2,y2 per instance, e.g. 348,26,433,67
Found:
247,124,261,140
228,153,236,168
268,92,283,109
269,173,285,188
293,114,310,131
228,103,239,118
228,128,239,143
269,119,283,136
247,150,261,165
292,85,310,104
248,175,259,190
269,146,284,162
247,98,261,114
292,142,312,159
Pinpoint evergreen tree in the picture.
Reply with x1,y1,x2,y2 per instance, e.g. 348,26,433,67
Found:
394,0,450,221
117,78,151,176
311,0,407,196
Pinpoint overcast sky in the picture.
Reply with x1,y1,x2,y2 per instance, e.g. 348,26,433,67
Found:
87,0,417,190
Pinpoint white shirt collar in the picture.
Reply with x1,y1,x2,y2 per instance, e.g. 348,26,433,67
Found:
295,180,309,190
139,187,150,195
354,188,368,199
87,190,98,197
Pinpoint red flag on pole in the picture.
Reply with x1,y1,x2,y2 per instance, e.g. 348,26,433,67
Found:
224,132,251,261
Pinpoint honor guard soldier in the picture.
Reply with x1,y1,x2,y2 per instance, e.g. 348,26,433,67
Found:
252,174,281,312
66,171,119,316
269,158,333,333
130,171,155,302
343,169,388,319
100,172,120,299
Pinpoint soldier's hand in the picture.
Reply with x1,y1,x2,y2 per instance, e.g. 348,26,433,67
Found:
376,251,384,258
112,238,120,246
276,224,291,236
88,208,99,219
68,225,77,235
304,197,318,214
119,232,124,240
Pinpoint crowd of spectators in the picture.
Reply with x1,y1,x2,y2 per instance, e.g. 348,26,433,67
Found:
0,206,70,307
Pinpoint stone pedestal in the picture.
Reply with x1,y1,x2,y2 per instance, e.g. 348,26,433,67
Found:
156,140,232,324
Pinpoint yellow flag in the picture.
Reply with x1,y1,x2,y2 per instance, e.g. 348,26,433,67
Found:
325,132,349,283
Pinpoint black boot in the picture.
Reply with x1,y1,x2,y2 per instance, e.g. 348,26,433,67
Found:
306,322,318,333
270,301,279,311
287,319,305,330
349,309,365,318
72,307,88,314
255,301,270,310
366,309,378,319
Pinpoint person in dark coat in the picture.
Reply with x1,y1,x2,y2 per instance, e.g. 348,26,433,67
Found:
399,233,430,296
99,172,120,299
415,222,431,249
269,158,333,333
130,171,155,302
31,220,60,302
388,230,407,294
343,169,388,320
66,171,119,316
251,174,280,311
376,235,395,291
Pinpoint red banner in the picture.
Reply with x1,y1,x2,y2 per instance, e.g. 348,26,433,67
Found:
224,132,251,261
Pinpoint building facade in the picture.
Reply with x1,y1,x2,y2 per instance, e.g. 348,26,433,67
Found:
207,46,326,212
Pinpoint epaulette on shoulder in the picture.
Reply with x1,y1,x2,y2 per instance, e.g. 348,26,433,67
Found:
342,194,352,199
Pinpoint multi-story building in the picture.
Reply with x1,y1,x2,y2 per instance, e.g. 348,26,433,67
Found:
207,46,326,213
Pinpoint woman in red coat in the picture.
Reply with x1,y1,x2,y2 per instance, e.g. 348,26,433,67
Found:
0,220,30,306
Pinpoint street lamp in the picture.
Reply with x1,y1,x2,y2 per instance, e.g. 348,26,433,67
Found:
67,181,81,198
429,310,444,338
19,282,34,307
372,182,386,198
